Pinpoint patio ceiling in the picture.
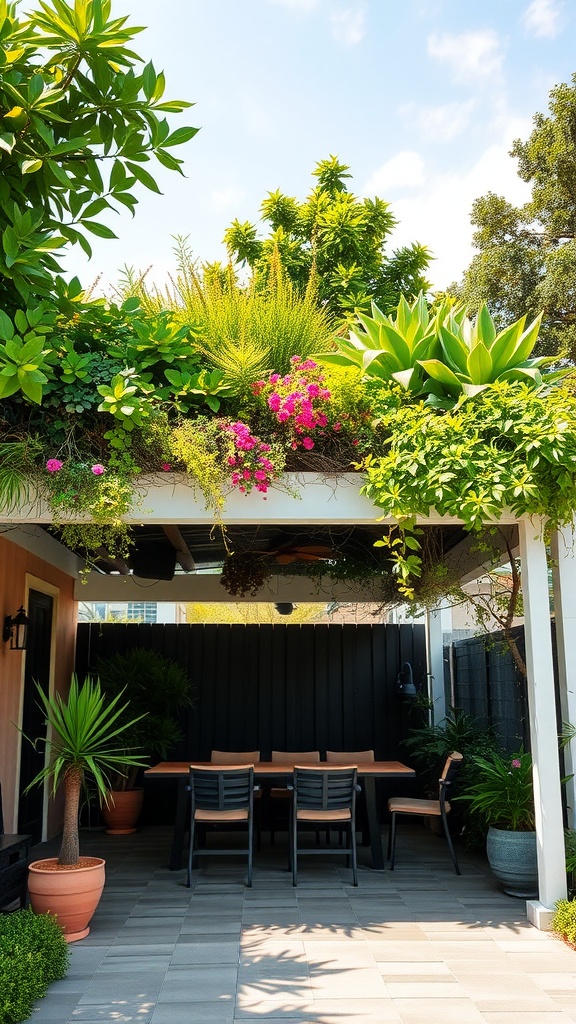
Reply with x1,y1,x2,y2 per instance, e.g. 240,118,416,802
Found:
1,473,518,600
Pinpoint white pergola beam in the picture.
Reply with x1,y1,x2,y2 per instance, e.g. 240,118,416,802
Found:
0,473,520,527
551,520,576,829
74,572,390,603
426,607,446,725
519,519,567,927
162,526,196,572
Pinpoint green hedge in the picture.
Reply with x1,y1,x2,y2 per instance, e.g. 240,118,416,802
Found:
0,909,69,1024
552,899,576,947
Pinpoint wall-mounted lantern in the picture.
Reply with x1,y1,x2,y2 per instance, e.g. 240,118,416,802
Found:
396,660,417,699
3,606,29,650
274,603,294,616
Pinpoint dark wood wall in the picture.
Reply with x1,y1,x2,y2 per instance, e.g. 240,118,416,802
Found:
76,621,426,762
452,624,561,754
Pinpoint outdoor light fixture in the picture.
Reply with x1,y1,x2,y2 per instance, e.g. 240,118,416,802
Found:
3,606,30,650
396,660,417,699
274,603,294,616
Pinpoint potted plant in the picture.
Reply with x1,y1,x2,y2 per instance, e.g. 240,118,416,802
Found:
457,749,537,898
24,675,146,941
94,648,195,834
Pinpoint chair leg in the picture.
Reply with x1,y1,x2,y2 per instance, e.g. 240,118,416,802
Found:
388,812,397,870
247,817,254,888
291,818,298,887
350,822,358,886
441,809,460,875
186,817,196,888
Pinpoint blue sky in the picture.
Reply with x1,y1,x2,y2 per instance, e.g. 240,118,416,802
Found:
68,0,576,295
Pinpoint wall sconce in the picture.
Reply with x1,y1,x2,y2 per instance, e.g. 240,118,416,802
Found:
274,603,294,616
3,606,29,650
396,660,417,699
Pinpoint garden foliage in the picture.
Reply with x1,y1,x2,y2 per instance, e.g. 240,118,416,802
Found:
0,908,69,1024
223,156,431,320
457,73,576,360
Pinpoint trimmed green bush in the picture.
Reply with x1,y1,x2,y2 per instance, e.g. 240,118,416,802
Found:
0,909,69,1024
552,899,576,947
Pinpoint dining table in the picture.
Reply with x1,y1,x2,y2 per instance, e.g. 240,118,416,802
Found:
144,759,416,871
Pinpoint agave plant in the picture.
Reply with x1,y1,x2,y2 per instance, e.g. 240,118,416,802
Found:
317,292,449,395
418,304,560,405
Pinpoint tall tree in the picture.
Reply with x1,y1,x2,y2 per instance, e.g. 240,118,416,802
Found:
456,74,576,358
0,0,197,313
223,155,431,321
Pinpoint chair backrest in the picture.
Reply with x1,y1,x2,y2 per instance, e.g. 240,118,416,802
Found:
272,750,320,764
326,750,374,763
439,752,463,801
189,765,254,813
293,765,357,813
211,750,260,765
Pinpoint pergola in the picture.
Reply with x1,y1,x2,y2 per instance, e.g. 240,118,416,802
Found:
5,470,575,929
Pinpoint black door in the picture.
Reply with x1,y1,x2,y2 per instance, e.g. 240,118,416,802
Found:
18,590,53,842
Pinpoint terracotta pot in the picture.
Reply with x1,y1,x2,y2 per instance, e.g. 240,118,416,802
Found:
28,857,106,942
101,788,144,835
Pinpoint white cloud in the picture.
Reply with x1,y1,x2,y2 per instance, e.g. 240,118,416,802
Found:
380,138,531,291
522,0,562,38
330,7,365,46
427,29,504,84
364,151,425,193
361,111,532,290
211,186,246,211
402,100,477,142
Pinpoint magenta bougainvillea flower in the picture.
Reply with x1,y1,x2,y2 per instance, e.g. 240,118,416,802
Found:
511,758,522,769
251,357,333,450
161,463,171,472
46,459,63,473
91,464,105,476
221,420,280,497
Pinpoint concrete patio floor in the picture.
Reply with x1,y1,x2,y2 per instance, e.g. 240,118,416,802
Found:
27,823,576,1024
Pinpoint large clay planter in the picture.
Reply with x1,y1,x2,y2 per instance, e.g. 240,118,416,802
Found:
486,826,538,898
101,788,144,834
28,857,105,942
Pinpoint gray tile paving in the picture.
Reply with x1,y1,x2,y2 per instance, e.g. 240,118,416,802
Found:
22,823,576,1024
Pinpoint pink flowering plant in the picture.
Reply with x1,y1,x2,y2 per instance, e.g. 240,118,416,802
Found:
42,455,135,560
221,421,284,496
458,749,535,831
250,356,334,452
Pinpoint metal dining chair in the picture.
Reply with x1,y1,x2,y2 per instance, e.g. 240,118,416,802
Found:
289,765,359,886
211,750,260,764
387,751,464,874
269,750,320,844
325,750,374,844
211,751,262,848
186,764,257,887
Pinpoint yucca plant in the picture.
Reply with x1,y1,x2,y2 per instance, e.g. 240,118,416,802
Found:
24,675,147,865
317,292,449,395
419,304,560,405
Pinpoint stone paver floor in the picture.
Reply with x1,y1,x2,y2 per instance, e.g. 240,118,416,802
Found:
27,824,576,1024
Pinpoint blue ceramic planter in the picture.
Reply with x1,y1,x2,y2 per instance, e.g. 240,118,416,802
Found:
486,826,538,898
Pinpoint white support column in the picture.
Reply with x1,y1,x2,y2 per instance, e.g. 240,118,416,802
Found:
518,519,567,929
551,518,576,829
426,607,446,726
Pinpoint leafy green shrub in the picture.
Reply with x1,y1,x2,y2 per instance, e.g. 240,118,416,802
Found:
0,909,69,1024
402,708,501,846
552,899,576,947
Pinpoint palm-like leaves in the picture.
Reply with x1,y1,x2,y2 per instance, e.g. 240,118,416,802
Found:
419,304,560,404
26,675,147,801
24,675,148,863
318,292,449,394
